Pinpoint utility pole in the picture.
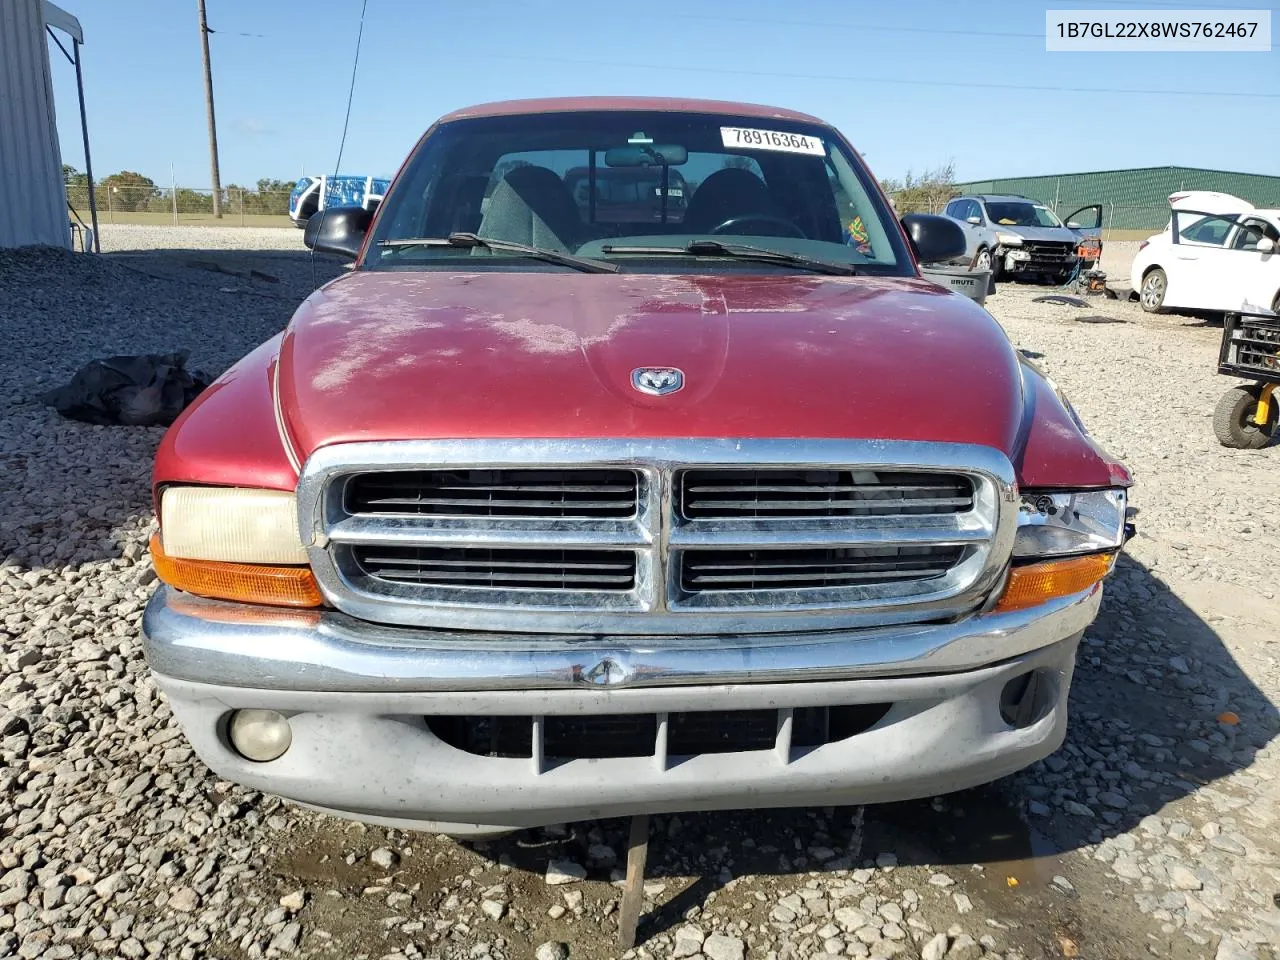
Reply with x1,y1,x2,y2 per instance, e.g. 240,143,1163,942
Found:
197,0,222,217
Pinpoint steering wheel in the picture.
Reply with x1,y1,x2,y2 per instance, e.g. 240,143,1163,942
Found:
709,214,806,238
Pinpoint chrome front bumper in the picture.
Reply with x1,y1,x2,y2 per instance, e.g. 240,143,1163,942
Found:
143,586,1099,832
143,584,1099,693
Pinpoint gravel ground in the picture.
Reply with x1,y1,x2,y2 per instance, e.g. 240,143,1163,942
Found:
1,244,1276,960
95,224,307,253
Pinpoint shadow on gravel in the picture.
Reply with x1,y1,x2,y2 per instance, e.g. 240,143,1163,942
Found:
470,553,1278,943
0,246,341,574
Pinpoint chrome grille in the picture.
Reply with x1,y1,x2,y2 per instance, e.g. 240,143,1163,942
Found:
346,468,638,519
299,439,1016,635
352,545,637,592
680,545,967,592
680,468,973,519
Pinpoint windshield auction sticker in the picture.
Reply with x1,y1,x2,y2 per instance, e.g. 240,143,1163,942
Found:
720,127,826,155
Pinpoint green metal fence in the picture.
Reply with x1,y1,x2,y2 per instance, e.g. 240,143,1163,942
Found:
954,166,1280,233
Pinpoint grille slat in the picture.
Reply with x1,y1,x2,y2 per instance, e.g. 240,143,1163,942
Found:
681,546,965,593
347,469,639,519
353,545,637,591
680,468,973,520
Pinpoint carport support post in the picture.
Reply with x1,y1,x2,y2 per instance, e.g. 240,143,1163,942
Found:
72,39,99,252
616,813,651,950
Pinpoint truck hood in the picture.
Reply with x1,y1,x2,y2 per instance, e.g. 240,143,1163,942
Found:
997,225,1076,243
277,270,1028,458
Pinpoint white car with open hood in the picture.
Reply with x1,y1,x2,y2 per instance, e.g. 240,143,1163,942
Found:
1130,191,1280,314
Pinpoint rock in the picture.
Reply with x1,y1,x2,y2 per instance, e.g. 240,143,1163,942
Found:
922,933,950,960
279,890,306,911
1112,855,1143,880
92,872,126,899
70,640,105,662
948,933,982,960
269,922,301,954
534,942,569,960
369,848,397,870
1051,875,1075,894
545,859,587,885
702,933,746,960
952,893,973,914
168,886,198,912
480,899,506,921
771,904,797,923
927,873,954,887
1215,937,1256,960
547,904,566,919
1169,865,1203,891
672,925,706,958
835,907,873,931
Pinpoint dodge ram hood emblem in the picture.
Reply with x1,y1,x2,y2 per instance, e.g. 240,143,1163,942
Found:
631,367,684,396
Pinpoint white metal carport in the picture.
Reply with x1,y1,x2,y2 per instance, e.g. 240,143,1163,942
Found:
0,0,98,251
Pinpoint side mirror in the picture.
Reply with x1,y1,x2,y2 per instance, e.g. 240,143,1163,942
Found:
902,214,968,264
303,205,375,259
1066,221,1080,229
1258,237,1277,254
966,216,981,225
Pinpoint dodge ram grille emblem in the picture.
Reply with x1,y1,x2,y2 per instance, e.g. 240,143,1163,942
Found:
631,367,684,396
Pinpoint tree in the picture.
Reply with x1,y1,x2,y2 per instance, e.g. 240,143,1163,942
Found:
98,171,160,212
880,161,957,214
63,164,91,214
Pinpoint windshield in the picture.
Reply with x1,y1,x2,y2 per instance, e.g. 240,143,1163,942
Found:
984,201,1062,228
365,110,908,273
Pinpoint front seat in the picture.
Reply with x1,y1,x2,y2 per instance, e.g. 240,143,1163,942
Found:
476,165,584,252
683,167,778,233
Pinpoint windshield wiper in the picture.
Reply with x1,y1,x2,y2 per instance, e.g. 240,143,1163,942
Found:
601,239,858,275
379,232,619,274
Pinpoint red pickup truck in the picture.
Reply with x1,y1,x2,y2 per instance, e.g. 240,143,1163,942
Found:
143,97,1132,837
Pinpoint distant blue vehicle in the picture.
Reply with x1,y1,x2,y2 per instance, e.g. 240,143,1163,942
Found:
289,174,390,228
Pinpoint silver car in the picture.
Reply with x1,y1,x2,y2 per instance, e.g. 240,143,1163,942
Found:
943,195,1102,283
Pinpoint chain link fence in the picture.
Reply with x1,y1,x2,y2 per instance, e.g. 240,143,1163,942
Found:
66,182,295,226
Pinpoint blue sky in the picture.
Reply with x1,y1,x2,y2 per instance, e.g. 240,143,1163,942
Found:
50,0,1279,188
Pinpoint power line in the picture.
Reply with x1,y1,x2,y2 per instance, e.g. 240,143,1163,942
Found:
465,52,1280,100
682,13,1040,39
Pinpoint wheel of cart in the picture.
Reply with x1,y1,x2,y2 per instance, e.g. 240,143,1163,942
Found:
1214,309,1280,449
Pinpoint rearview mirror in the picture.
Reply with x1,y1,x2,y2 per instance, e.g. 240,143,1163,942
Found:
902,214,968,264
605,144,689,167
1259,237,1277,254
966,216,981,225
303,205,375,259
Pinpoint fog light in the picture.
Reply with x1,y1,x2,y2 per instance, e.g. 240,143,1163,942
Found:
1009,250,1031,262
227,709,292,762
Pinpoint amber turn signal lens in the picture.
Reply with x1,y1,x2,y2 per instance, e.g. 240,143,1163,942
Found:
150,533,323,608
994,552,1116,613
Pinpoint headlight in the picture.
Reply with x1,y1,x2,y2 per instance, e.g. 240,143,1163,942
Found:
1014,489,1126,559
994,232,1024,246
160,486,307,563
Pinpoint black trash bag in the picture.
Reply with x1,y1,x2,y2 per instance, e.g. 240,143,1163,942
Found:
41,351,211,426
